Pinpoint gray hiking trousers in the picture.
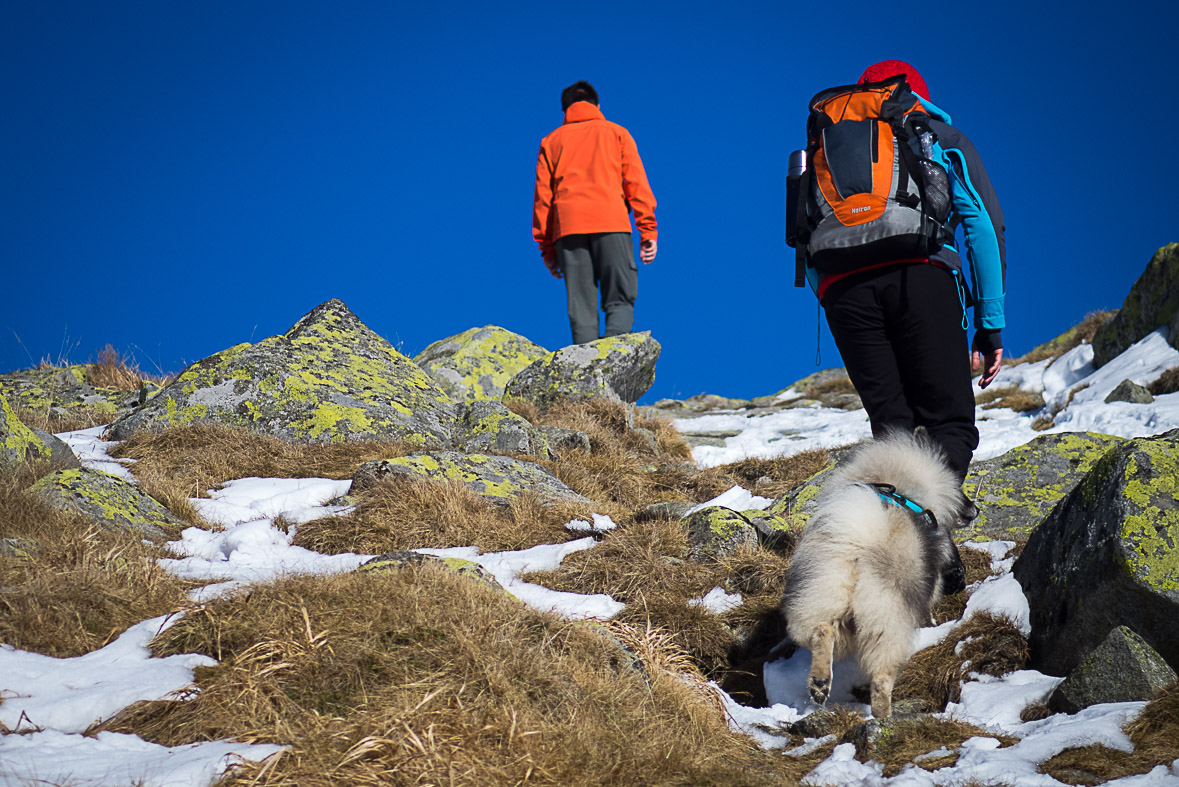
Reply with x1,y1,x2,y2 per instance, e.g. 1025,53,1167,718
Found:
556,232,638,345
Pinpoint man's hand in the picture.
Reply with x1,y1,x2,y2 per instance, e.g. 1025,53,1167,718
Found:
640,239,657,263
543,251,562,279
972,334,1003,389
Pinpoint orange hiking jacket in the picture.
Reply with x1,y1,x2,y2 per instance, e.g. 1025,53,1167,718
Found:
533,102,657,268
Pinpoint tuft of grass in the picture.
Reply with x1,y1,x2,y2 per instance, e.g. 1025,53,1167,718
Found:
12,404,117,432
710,450,831,498
111,424,410,498
96,565,799,786
86,344,150,390
871,716,1018,776
1149,366,1179,396
1014,310,1117,365
976,385,1046,413
0,462,194,657
294,476,588,554
894,612,1028,712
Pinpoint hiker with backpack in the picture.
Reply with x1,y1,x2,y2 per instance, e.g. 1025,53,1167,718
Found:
533,81,658,345
788,60,1005,484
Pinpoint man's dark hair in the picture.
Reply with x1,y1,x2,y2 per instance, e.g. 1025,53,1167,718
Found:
561,81,599,111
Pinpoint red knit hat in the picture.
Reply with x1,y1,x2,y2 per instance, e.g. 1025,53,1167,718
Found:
858,60,929,100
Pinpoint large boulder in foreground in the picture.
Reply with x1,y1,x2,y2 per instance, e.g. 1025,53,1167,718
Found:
414,326,548,403
1092,243,1179,367
1013,429,1179,677
504,333,660,410
109,299,456,446
2,393,50,464
960,432,1126,541
31,468,178,540
352,451,590,507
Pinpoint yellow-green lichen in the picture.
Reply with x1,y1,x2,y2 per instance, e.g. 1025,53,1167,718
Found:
1116,442,1179,591
2,394,50,461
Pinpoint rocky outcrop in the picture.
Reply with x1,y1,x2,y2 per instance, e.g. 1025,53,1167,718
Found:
960,432,1126,541
451,401,535,455
1,393,50,463
352,451,590,507
1092,243,1179,367
0,365,154,423
681,506,758,561
30,468,179,540
1013,430,1179,677
1048,626,1177,713
504,333,660,409
109,299,456,446
414,326,548,403
30,428,81,468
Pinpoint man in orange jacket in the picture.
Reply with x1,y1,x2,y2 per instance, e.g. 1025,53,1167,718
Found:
533,81,658,345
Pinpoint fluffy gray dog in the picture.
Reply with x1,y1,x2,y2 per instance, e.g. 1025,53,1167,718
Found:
780,431,973,718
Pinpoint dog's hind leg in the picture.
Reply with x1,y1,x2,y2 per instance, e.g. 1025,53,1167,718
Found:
870,662,901,718
807,623,836,706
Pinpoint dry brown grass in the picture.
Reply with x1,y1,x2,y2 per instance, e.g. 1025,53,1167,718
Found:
86,344,149,390
12,404,118,433
96,565,799,786
0,461,194,657
710,450,831,498
294,476,590,554
1040,680,1179,784
112,424,410,499
871,716,1018,776
1014,310,1117,365
1149,366,1179,396
805,375,858,398
976,385,1046,413
894,612,1029,713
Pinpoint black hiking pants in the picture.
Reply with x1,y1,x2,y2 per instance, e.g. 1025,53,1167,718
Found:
823,263,978,480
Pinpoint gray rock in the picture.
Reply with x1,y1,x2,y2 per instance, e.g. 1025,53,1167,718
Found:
681,506,758,561
631,427,659,455
767,463,836,530
352,451,590,507
452,400,533,455
530,425,591,455
413,325,548,403
1013,429,1179,677
359,550,504,592
787,708,843,738
960,432,1127,541
109,299,457,446
841,714,936,758
1092,243,1179,366
2,393,50,463
0,538,42,558
635,501,695,522
30,428,81,468
0,366,153,425
743,510,796,551
30,467,178,540
1104,379,1154,404
503,332,660,409
1049,626,1177,713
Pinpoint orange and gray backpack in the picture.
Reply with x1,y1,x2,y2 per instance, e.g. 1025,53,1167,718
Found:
790,75,952,286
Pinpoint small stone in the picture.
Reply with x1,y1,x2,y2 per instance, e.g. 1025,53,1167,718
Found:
636,501,695,522
1049,626,1177,713
681,506,758,561
1104,379,1154,404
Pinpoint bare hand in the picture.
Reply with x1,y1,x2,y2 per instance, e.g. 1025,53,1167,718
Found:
972,346,1003,389
640,239,657,263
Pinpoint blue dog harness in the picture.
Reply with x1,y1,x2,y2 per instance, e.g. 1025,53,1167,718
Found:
869,483,939,534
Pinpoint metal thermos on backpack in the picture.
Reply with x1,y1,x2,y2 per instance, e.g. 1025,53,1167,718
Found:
786,149,806,248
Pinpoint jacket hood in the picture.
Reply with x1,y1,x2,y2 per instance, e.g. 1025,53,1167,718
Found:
564,102,604,123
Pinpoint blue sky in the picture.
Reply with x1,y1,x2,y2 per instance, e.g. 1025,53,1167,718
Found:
4,1,1176,403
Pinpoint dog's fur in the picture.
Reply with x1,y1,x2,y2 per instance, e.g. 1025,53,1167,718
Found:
780,431,972,718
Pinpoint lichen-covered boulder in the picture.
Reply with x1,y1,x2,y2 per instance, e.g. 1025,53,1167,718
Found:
30,468,179,540
2,393,50,463
743,510,795,551
767,463,835,530
352,451,590,507
358,550,505,592
530,425,591,456
1092,243,1179,367
1048,626,1177,713
414,326,548,403
960,432,1127,541
452,400,534,455
1013,430,1179,677
30,428,81,468
0,366,151,423
681,506,758,561
503,332,660,409
1105,379,1154,404
109,299,456,446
